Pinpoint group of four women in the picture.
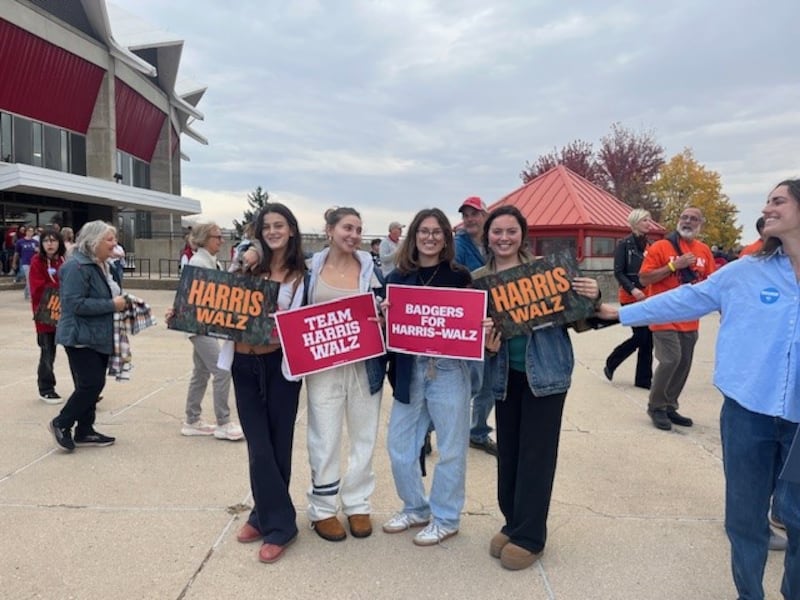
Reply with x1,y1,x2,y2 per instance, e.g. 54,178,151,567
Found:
228,202,602,569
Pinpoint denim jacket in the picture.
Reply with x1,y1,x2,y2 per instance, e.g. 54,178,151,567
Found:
306,248,386,394
55,250,116,355
473,261,575,400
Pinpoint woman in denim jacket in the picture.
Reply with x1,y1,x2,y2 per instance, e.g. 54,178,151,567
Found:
478,206,601,571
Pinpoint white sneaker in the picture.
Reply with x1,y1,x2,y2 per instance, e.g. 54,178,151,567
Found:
382,512,429,533
181,420,215,436
413,521,458,546
214,421,244,441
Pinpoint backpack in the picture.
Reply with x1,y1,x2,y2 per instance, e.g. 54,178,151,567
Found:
665,232,698,284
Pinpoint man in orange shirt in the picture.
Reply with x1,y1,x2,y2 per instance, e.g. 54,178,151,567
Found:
638,207,715,430
739,216,765,257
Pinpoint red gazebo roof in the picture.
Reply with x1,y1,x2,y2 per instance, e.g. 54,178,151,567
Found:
489,165,665,234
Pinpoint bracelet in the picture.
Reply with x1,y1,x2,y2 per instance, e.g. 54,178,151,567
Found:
667,261,677,273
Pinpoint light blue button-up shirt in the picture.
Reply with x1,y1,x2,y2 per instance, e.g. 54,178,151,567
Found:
620,253,800,423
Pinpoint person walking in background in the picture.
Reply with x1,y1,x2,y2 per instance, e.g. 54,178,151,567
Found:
638,207,715,431
13,225,39,299
454,196,497,455
228,204,307,564
379,221,404,277
29,228,66,404
304,207,385,542
49,221,125,451
740,216,767,257
478,206,604,571
383,208,473,546
597,179,800,600
180,222,243,442
604,208,654,389
60,227,76,258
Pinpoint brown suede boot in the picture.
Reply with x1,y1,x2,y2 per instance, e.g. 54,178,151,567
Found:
500,542,541,570
489,532,510,558
312,516,347,542
347,514,373,538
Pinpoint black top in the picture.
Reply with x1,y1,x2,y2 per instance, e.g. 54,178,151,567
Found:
613,234,649,293
408,261,471,288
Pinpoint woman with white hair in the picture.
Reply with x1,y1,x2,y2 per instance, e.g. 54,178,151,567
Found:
49,220,125,451
603,208,655,389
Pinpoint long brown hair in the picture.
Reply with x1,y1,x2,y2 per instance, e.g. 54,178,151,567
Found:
759,179,800,256
251,203,306,280
395,208,456,274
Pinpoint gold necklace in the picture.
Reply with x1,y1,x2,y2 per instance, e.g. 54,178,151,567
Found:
325,262,349,278
418,263,441,286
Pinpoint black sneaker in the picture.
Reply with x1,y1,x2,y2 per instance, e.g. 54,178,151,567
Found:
470,438,498,456
49,419,75,452
74,431,116,447
603,366,613,381
39,391,63,405
648,410,672,431
667,410,693,427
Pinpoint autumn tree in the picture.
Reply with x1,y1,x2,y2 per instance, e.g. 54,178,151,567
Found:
650,149,741,250
233,186,269,237
520,140,603,185
597,122,665,216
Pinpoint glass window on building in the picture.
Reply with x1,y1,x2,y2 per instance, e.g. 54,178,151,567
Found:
132,158,150,188
32,122,43,167
535,236,577,257
44,125,63,170
591,236,616,257
69,134,86,175
1,112,11,162
13,116,33,165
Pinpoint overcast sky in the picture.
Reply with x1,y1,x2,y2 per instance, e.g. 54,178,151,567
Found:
110,0,798,242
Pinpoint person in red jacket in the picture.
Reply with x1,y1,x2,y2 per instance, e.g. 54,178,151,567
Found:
29,228,66,404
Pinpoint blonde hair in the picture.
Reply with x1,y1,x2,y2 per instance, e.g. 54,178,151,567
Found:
627,209,651,231
189,222,221,249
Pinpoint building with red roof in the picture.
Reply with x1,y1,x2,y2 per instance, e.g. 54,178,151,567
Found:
488,165,665,270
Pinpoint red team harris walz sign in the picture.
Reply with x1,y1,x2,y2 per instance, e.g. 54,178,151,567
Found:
385,284,487,361
275,293,386,378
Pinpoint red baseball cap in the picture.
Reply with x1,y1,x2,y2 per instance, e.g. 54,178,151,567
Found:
458,196,487,213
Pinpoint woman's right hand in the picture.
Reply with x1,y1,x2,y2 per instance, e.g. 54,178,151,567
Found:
165,307,175,322
113,295,126,312
631,288,646,301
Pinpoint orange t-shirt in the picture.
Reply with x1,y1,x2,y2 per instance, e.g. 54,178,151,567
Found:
739,239,763,257
640,237,715,332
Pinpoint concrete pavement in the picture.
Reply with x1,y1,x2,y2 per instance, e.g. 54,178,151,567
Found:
0,288,787,599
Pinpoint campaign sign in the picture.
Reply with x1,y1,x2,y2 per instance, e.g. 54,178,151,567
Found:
168,265,279,343
275,293,385,378
386,285,487,360
34,287,60,326
471,249,595,337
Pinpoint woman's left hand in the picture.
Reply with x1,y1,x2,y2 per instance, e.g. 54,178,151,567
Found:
483,319,501,354
572,276,600,301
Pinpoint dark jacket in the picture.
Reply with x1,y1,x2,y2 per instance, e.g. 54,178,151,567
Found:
55,251,116,355
613,234,648,294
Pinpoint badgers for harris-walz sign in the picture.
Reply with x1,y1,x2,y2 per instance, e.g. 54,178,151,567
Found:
471,250,595,337
168,266,279,343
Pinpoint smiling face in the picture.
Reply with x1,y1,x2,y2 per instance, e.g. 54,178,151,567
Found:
328,215,363,254
95,231,117,262
415,216,446,265
487,214,523,260
762,184,800,240
677,208,704,240
261,211,292,252
205,227,223,255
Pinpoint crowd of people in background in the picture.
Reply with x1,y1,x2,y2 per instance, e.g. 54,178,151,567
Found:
6,179,797,598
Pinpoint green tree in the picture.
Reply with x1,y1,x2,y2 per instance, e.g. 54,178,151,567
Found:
233,186,269,237
651,149,741,249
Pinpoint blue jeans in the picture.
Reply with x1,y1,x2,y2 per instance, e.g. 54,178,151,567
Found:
720,396,799,600
387,356,470,529
469,359,495,443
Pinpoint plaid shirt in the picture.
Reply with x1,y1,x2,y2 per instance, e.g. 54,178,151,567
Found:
108,294,157,381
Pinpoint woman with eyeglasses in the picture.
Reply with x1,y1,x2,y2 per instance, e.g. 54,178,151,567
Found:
180,223,243,441
381,208,476,546
28,228,66,404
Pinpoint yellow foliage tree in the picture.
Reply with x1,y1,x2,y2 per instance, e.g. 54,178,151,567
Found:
651,149,741,250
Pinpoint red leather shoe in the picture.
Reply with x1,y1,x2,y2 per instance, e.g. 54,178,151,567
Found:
237,522,261,543
258,536,297,563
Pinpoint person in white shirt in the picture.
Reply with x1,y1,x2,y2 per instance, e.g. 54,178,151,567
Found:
379,221,404,276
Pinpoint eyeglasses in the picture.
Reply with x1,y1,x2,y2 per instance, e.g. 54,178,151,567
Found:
417,229,444,239
679,215,702,223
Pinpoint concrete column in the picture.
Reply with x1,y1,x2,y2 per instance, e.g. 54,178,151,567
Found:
85,70,116,181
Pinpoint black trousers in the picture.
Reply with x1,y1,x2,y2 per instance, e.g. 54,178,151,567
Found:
495,369,566,554
57,347,108,435
232,351,301,545
36,332,57,395
605,324,653,387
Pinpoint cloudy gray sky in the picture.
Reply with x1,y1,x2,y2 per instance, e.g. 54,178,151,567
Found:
110,0,798,241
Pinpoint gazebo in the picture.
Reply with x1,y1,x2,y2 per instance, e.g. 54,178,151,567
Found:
488,165,665,270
